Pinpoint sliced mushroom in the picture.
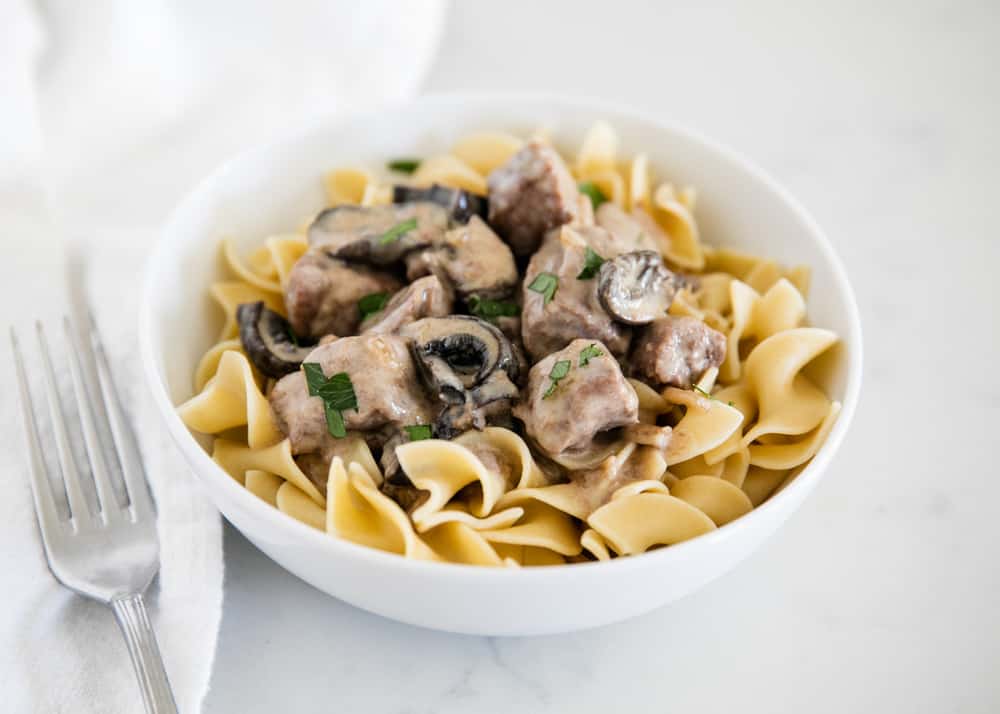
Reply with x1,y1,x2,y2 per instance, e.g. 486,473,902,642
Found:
236,301,315,378
597,250,679,325
400,315,520,439
393,183,488,224
308,202,449,265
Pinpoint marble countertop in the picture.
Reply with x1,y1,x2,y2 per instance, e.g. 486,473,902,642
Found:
205,2,1000,711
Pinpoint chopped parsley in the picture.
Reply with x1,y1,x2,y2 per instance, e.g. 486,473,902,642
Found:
467,294,519,322
576,247,605,280
358,292,390,319
387,158,421,174
378,218,418,245
542,359,572,399
692,384,714,399
578,343,604,367
578,181,607,210
527,272,558,305
302,363,358,438
404,424,433,441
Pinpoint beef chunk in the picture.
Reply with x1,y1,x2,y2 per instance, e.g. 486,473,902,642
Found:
268,335,434,454
630,315,726,389
520,226,631,360
284,251,401,338
362,275,454,335
487,140,579,256
405,216,518,299
513,338,638,460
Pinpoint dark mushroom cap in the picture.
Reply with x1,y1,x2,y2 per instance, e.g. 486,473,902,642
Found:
400,315,520,438
597,250,679,325
393,183,488,224
308,202,449,265
236,301,316,378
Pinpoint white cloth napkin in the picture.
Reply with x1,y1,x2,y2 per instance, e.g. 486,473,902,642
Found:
0,1,445,711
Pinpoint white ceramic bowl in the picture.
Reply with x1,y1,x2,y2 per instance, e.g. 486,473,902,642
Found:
141,95,862,636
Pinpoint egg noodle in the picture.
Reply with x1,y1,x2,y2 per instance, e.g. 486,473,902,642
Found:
177,123,840,566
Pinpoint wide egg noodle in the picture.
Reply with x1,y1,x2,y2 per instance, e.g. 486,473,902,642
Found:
277,480,326,530
420,521,506,566
410,502,524,534
396,440,510,527
212,437,324,506
741,327,838,444
580,529,612,562
326,459,438,560
245,244,279,280
453,426,550,490
574,121,629,208
222,238,282,293
703,246,811,297
741,465,793,507
323,167,374,206
587,489,716,556
749,400,842,470
669,476,753,527
628,378,669,425
451,132,524,175
478,501,582,557
721,278,806,383
193,339,245,392
265,235,308,290
245,469,283,506
178,350,282,449
664,397,743,466
411,154,487,194
718,447,752,487
629,153,652,211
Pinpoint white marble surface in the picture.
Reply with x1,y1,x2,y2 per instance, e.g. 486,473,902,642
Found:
200,1,1000,711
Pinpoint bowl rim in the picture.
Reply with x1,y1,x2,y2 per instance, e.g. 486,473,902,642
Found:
139,92,863,580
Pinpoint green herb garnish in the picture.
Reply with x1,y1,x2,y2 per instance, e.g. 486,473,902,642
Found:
528,272,558,305
378,218,418,245
692,384,713,399
578,181,607,210
542,359,572,399
404,424,433,441
578,343,604,367
728,401,736,407
303,363,358,438
467,295,519,322
388,158,421,174
358,292,390,319
576,247,605,280
286,324,300,347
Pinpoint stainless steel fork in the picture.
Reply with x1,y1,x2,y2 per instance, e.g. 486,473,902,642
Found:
11,318,178,714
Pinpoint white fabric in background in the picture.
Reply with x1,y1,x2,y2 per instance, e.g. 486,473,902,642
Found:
0,1,445,711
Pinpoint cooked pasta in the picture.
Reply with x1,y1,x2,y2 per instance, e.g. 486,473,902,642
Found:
177,122,841,565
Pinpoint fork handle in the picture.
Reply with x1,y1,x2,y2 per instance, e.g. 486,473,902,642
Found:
111,594,179,714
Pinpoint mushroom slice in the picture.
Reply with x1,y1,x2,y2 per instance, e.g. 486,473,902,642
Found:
597,250,680,325
236,301,315,378
308,202,449,265
393,183,488,224
401,316,521,438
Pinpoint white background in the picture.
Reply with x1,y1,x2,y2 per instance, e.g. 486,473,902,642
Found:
202,1,1000,712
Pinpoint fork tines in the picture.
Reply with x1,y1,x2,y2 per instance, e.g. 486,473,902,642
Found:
11,318,153,533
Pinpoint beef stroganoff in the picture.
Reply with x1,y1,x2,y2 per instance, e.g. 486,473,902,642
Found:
178,123,840,566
